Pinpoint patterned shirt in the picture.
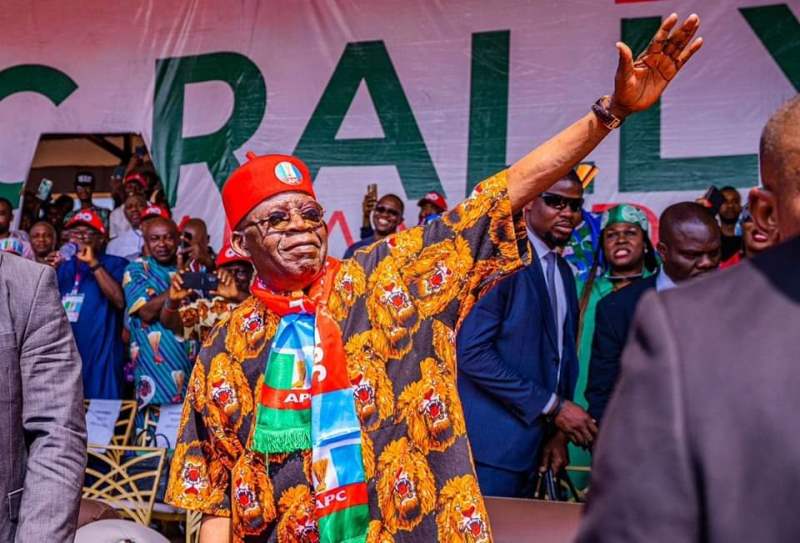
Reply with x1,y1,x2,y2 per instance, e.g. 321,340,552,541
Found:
179,296,238,344
123,256,197,407
166,171,526,542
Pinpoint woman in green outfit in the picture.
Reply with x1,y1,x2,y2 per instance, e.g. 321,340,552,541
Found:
568,204,659,490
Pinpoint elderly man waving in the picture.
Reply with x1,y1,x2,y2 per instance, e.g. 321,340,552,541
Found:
167,14,702,543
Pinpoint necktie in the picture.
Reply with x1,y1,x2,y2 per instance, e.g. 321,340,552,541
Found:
544,251,559,330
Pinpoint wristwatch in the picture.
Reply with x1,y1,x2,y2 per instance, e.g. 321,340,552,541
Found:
592,95,625,130
89,262,102,272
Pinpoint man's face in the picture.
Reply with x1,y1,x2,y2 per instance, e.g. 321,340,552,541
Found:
372,196,403,236
603,223,646,273
418,201,441,224
658,221,721,282
75,183,94,202
232,192,328,292
70,224,104,253
742,219,775,256
30,223,55,257
719,189,742,224
524,179,583,248
222,262,254,294
143,219,178,265
124,196,146,229
0,202,11,235
124,181,145,199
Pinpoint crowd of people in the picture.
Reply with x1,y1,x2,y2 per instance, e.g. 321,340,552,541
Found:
4,11,800,542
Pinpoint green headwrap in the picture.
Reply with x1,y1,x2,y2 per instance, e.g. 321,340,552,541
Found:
600,204,649,233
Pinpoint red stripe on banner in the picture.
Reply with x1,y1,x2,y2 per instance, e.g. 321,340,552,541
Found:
314,483,369,517
260,383,311,410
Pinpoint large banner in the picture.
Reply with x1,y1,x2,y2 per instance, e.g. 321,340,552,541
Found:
1,0,797,255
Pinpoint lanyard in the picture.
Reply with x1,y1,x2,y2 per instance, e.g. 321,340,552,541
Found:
71,268,83,295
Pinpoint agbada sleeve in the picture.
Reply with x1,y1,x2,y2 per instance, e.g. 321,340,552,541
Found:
165,329,232,517
350,170,528,330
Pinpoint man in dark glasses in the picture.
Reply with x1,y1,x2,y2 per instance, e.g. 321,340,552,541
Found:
457,170,595,498
343,193,404,258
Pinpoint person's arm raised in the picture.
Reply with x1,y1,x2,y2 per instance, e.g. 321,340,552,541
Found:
507,13,703,212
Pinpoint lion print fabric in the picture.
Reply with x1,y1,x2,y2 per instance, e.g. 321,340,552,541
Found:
166,170,526,542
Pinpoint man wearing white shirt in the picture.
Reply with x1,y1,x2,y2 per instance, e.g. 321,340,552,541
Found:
587,202,720,424
107,194,147,261
457,172,595,497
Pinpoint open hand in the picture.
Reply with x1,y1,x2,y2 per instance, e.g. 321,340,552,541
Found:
611,13,703,116
210,269,240,301
168,272,193,303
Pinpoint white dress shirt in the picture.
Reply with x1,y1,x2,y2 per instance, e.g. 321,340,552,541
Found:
528,230,568,415
656,268,678,292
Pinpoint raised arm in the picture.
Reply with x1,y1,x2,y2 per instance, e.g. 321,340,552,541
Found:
507,13,702,212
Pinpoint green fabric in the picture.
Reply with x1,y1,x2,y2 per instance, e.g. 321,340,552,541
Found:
569,265,655,489
318,504,370,543
600,204,649,233
253,349,312,455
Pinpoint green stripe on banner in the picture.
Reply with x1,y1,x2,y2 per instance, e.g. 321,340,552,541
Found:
318,504,370,543
266,351,299,389
0,183,23,208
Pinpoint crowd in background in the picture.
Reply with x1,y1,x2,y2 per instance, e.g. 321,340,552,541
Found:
0,143,776,494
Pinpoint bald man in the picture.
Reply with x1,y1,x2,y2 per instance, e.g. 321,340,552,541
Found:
586,202,720,424
577,95,800,541
123,216,195,414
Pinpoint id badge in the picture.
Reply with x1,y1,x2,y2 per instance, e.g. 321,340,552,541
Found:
62,293,86,323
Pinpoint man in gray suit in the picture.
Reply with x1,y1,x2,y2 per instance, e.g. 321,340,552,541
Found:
577,95,800,541
0,252,87,541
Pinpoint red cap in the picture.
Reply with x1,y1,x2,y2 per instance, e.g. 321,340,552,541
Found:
65,209,107,236
141,203,171,221
216,243,250,267
222,152,316,230
417,191,448,211
124,172,149,189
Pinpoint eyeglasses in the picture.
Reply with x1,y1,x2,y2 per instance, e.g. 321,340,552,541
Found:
71,228,99,240
374,205,401,218
243,203,325,235
541,193,584,212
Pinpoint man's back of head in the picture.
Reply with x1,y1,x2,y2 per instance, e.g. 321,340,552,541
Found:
752,94,800,241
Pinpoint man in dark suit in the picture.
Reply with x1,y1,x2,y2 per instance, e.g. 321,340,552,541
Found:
585,202,720,423
577,95,800,541
0,252,87,541
457,171,596,497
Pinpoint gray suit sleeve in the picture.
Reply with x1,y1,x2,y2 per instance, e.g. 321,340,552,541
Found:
575,291,699,542
16,266,86,542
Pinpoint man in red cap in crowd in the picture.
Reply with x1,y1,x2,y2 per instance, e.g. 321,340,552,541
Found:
160,241,254,344
417,191,448,225
167,14,703,542
54,209,128,399
109,171,151,238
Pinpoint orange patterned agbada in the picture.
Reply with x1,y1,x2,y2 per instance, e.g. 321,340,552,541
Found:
166,171,527,542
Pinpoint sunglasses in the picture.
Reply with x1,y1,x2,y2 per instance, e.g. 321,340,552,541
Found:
541,193,584,212
244,203,325,235
374,205,401,218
